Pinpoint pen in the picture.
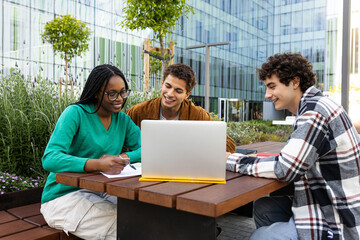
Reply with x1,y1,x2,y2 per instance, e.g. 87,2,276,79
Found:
118,155,136,170
128,163,137,170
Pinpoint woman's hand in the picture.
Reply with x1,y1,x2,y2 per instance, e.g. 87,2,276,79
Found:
85,154,130,175
101,154,130,175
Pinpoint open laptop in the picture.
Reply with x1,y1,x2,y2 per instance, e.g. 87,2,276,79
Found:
139,120,227,184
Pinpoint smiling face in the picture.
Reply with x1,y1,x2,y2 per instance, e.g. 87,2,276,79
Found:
160,74,191,112
96,75,126,115
264,74,303,115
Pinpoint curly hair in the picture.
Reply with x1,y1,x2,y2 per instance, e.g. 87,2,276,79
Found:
257,53,316,92
162,63,197,93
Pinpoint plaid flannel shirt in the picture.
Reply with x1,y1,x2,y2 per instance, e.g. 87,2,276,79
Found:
227,86,360,240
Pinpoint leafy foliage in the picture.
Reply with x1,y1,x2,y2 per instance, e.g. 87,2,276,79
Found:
123,78,161,112
147,50,170,75
0,71,76,178
41,15,91,64
121,0,193,42
121,0,194,69
41,14,91,90
0,70,157,179
209,112,220,121
227,120,293,145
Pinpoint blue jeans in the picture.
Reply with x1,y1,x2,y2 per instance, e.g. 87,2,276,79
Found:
249,196,298,240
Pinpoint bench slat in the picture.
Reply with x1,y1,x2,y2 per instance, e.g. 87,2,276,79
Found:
176,175,289,217
0,227,59,240
56,172,97,187
0,211,17,224
79,174,136,193
7,203,41,219
106,177,162,200
0,219,37,238
225,171,243,180
24,214,48,227
139,182,211,208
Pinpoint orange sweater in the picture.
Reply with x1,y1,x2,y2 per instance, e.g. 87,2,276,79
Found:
126,97,236,153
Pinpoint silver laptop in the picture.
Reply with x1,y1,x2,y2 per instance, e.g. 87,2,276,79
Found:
139,120,227,184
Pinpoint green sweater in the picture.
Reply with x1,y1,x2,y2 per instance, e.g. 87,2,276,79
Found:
41,103,141,203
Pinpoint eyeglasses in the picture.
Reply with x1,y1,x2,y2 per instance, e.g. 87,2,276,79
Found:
104,89,131,101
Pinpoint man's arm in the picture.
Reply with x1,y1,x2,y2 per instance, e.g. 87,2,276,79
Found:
227,111,333,182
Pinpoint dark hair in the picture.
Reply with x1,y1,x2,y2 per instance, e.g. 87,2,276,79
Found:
162,63,197,92
75,64,129,113
257,53,316,92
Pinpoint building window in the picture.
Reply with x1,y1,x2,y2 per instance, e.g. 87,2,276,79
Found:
356,28,359,73
196,21,202,42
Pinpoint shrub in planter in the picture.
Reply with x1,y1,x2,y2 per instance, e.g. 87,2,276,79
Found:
0,71,76,178
227,120,292,145
0,172,45,194
0,69,159,179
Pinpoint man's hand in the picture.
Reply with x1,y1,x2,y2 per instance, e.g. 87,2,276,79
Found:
226,153,249,172
226,152,231,161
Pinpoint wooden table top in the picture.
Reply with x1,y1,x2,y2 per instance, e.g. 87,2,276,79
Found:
56,141,288,218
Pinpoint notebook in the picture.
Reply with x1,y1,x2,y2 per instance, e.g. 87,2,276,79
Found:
139,120,227,184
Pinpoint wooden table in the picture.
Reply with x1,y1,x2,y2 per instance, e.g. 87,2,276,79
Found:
56,141,287,240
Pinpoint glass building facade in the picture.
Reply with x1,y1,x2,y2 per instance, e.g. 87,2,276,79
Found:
324,0,360,123
0,0,330,120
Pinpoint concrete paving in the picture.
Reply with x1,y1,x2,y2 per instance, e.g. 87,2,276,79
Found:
216,213,256,240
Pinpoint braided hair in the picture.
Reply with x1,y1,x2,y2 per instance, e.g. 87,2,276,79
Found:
75,64,129,113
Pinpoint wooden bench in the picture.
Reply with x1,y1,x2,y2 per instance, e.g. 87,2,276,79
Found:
0,188,81,240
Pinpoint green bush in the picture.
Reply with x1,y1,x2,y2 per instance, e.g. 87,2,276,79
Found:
0,71,155,180
123,79,161,112
0,71,75,178
227,120,293,145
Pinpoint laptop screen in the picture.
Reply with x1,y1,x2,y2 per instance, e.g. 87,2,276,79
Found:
140,120,227,183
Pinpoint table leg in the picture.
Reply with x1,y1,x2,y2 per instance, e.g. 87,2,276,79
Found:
117,198,217,240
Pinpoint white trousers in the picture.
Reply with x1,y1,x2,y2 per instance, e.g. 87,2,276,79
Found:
41,189,117,240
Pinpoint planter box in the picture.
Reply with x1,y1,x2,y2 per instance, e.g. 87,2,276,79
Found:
0,187,43,210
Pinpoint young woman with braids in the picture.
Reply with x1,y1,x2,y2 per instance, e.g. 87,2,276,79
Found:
40,64,141,239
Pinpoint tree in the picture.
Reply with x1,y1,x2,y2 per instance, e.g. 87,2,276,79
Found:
41,14,91,93
121,0,194,70
143,40,172,75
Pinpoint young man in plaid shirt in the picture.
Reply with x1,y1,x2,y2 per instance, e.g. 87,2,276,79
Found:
227,53,360,240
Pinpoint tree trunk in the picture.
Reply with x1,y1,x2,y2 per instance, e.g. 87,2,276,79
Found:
159,35,165,91
65,54,68,97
